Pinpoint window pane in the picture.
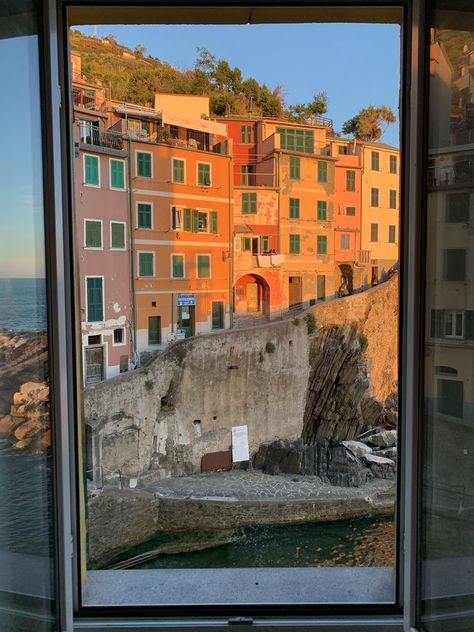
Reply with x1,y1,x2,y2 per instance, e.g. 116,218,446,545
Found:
0,3,56,626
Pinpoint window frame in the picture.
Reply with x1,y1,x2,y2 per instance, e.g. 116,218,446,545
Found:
85,275,104,323
135,149,153,178
112,326,126,347
172,157,186,184
110,220,126,250
171,253,186,279
136,201,153,230
109,157,126,190
137,250,155,277
83,152,100,187
197,160,211,186
196,253,211,278
84,218,103,250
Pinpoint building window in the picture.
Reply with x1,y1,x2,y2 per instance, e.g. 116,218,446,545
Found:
172,158,185,183
110,158,125,190
370,223,379,242
371,187,379,207
197,162,211,186
138,252,154,277
437,379,464,419
277,127,314,153
317,275,326,300
113,327,125,345
197,254,211,278
346,170,355,191
338,145,348,155
190,209,217,234
289,156,300,179
242,237,251,252
444,310,464,338
171,254,185,278
317,161,328,183
136,151,152,177
110,222,125,249
212,301,225,329
317,200,327,221
289,197,300,219
240,125,253,144
137,202,152,229
444,249,466,281
389,154,397,174
86,277,103,322
446,192,470,222
317,235,328,255
340,234,350,250
84,219,102,249
84,154,99,186
148,316,161,345
388,225,396,244
240,165,255,185
261,235,269,252
242,192,257,214
289,234,300,254
346,206,356,216
371,151,380,170
389,189,397,209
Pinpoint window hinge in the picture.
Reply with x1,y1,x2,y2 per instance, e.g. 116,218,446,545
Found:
227,617,254,626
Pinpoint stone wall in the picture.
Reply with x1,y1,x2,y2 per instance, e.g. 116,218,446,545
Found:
84,276,398,481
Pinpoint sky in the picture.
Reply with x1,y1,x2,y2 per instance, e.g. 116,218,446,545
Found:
0,35,46,278
74,22,401,146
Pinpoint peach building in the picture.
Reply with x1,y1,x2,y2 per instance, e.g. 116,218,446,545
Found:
106,94,233,354
71,53,134,385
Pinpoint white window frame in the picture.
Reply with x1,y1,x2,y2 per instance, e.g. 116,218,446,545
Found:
137,250,155,278
196,253,211,279
111,327,127,347
82,152,100,188
84,275,105,324
136,201,153,230
170,253,186,279
444,310,464,339
109,157,126,191
84,218,103,250
110,221,126,251
197,209,210,233
135,149,153,178
171,157,186,184
196,160,212,187
170,205,183,230
234,236,241,252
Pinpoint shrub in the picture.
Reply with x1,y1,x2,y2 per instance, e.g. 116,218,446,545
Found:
145,379,154,391
265,341,276,354
160,403,175,414
292,318,300,326
304,312,317,334
358,332,369,351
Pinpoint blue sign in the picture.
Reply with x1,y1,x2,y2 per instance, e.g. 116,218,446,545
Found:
177,294,195,306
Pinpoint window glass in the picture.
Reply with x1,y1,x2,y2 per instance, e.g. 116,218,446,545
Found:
0,2,56,627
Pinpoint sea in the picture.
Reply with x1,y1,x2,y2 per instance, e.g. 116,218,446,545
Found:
0,277,53,561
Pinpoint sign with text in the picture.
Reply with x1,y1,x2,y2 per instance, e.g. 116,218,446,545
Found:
231,425,250,463
177,294,195,306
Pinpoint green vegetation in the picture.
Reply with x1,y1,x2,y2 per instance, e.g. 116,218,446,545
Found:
144,379,154,391
292,318,300,326
342,105,396,141
304,312,317,334
265,341,276,354
70,30,330,120
358,332,368,351
160,403,175,414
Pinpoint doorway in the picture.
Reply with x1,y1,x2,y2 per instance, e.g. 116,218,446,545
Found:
178,305,195,337
289,276,302,308
84,345,104,386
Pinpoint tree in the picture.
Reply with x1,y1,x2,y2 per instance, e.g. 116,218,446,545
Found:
342,105,396,141
288,92,328,123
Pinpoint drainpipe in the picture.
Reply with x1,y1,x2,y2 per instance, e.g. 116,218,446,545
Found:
276,152,281,253
127,137,138,364
228,153,234,329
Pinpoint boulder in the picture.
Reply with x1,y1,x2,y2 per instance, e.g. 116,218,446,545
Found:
14,419,47,441
367,430,397,448
0,414,23,438
33,430,52,451
360,397,384,426
362,453,396,479
252,439,302,475
384,392,398,410
341,440,373,457
19,381,46,395
13,438,33,450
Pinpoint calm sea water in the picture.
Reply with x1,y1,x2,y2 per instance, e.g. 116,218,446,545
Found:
0,277,47,331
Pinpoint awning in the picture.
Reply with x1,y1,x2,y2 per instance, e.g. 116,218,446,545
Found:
162,113,227,137
234,224,253,234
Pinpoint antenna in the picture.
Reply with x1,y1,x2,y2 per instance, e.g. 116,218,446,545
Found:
93,25,98,38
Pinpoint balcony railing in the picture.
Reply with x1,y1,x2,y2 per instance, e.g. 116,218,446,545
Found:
357,250,372,265
81,127,124,151
255,253,285,268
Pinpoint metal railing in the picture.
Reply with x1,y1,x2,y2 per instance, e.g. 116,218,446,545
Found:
357,250,372,264
81,127,124,151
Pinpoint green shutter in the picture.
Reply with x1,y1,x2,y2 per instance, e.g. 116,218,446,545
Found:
173,159,184,183
262,236,269,252
137,203,151,229
243,237,251,251
346,170,355,191
317,235,327,255
84,155,99,185
183,208,191,231
197,255,210,278
192,209,199,232
317,201,327,221
139,253,154,276
290,156,300,179
111,223,125,248
242,192,257,214
210,211,218,234
317,275,326,301
172,255,184,278
198,163,210,185
137,152,151,177
110,159,124,189
85,220,102,248
431,309,444,338
464,311,474,340
289,234,300,254
87,278,103,322
289,198,300,219
318,161,327,183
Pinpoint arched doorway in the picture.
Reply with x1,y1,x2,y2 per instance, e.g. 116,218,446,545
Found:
338,264,354,295
235,274,270,318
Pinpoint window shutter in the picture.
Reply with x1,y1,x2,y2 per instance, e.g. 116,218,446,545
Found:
210,211,218,234
111,160,124,188
183,208,191,231
111,223,125,248
243,237,251,251
87,278,103,322
85,155,99,185
192,210,199,232
431,309,444,338
464,311,474,340
172,207,177,230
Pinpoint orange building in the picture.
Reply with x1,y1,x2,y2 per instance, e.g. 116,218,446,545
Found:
107,95,233,354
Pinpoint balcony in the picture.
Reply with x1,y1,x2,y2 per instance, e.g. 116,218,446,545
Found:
72,86,105,111
80,126,124,151
357,250,372,265
255,253,285,267
260,132,331,158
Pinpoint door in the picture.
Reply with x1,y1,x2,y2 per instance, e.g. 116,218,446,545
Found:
246,282,259,312
289,276,302,308
317,275,326,301
85,346,104,386
212,301,224,329
178,305,195,337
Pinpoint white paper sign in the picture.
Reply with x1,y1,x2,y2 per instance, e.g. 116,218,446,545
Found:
231,425,250,463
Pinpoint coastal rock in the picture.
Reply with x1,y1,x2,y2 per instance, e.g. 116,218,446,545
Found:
362,454,396,479
33,429,52,451
367,430,397,448
13,438,33,450
252,439,302,475
360,397,384,427
0,414,23,438
341,440,372,457
19,381,47,395
14,418,47,442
